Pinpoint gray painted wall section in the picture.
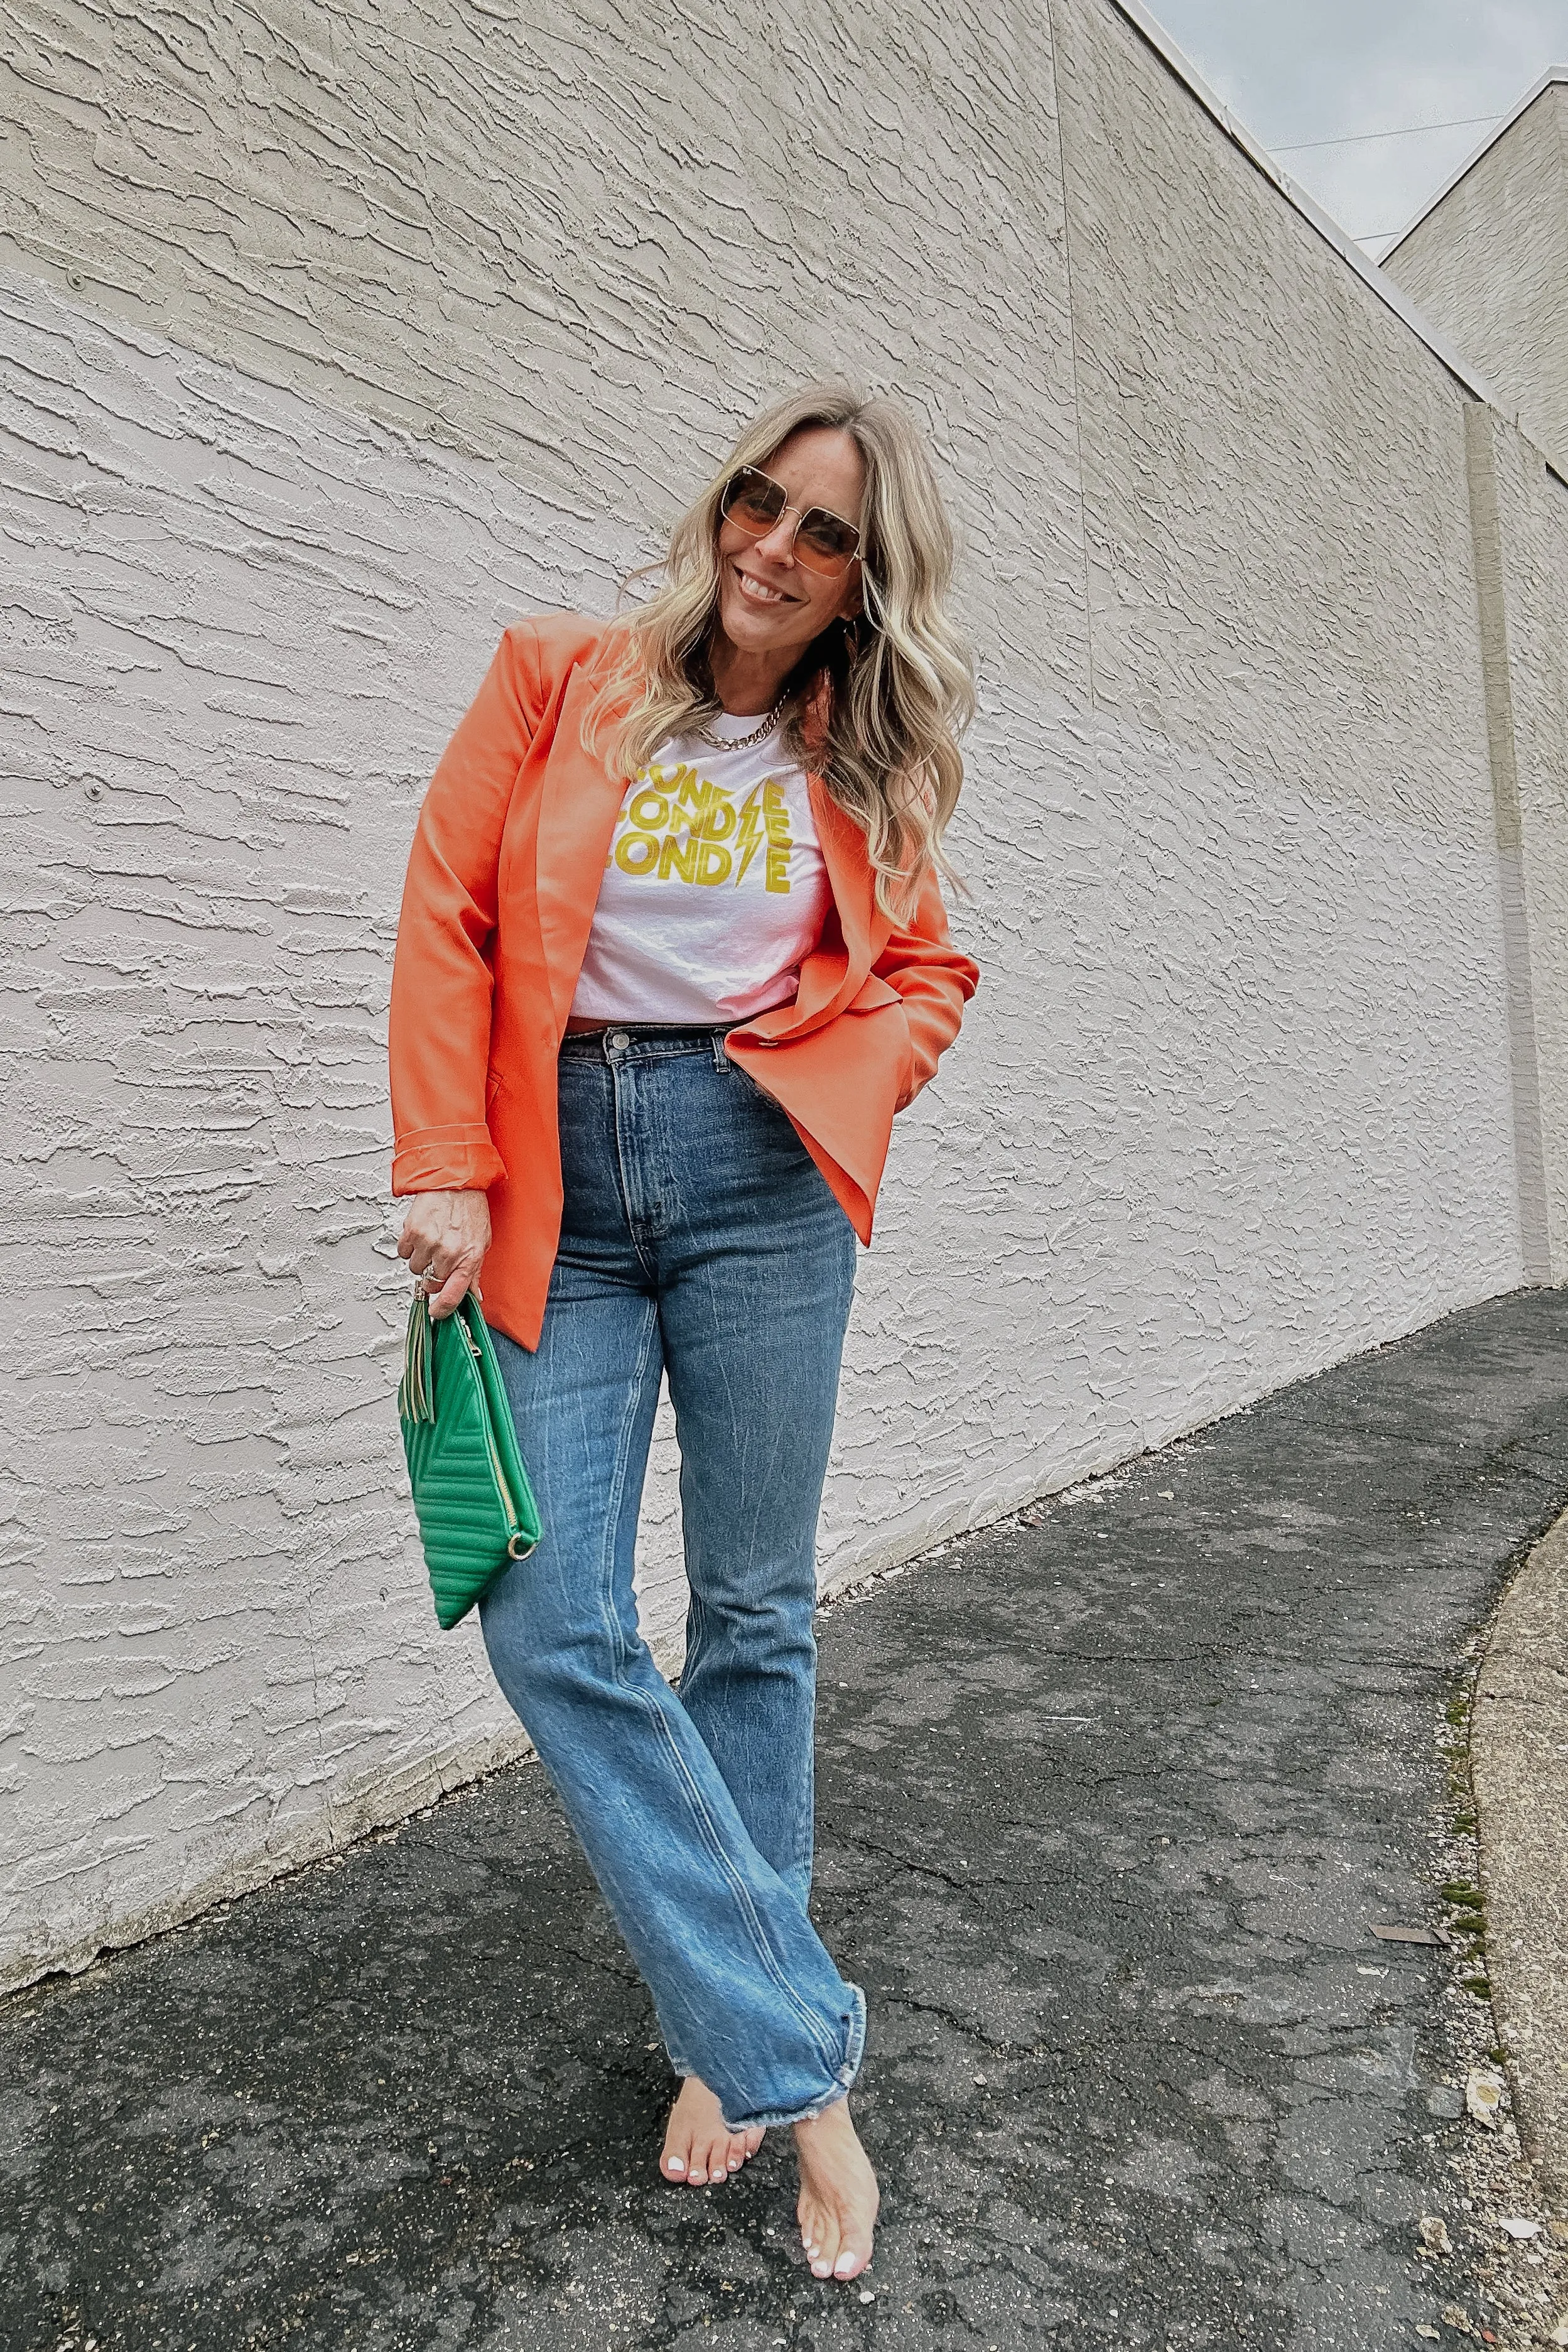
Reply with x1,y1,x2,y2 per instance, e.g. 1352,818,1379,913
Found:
1,0,1564,1990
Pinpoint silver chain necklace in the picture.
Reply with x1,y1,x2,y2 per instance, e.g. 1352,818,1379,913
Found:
691,691,787,752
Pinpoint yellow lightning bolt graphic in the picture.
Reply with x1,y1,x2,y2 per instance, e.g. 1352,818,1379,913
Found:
733,787,765,887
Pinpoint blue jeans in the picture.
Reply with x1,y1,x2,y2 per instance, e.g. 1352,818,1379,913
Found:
479,1026,863,2128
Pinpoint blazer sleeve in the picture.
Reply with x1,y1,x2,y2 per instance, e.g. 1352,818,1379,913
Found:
872,865,980,1110
389,625,544,1195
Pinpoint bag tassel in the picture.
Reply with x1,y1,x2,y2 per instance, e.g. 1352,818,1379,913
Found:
398,1293,435,1424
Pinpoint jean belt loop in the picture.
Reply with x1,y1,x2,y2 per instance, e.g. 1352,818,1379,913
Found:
710,1029,729,1072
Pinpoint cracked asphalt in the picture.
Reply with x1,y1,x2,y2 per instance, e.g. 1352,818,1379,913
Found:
7,1287,1568,2352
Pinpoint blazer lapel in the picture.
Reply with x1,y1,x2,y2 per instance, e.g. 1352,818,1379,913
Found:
534,661,630,1033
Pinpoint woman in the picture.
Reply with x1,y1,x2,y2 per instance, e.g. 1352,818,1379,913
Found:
389,381,978,2283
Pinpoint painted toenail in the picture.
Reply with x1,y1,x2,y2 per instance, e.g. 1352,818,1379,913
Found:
666,2158,685,2174
835,2256,856,2276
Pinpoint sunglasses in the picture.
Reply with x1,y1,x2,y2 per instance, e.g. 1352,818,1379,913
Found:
718,465,862,577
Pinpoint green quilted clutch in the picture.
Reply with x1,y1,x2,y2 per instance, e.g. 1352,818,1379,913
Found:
397,1292,541,1630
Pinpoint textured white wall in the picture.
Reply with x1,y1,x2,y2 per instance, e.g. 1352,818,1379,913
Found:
1385,87,1568,1286
1480,416,1568,1279
1,276,581,1986
1385,82,1568,475
1,0,1558,1990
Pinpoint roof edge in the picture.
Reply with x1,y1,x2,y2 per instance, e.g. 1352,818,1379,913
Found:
1380,67,1568,263
1101,1,1567,485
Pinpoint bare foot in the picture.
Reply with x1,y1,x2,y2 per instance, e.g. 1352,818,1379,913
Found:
794,2096,879,2280
659,2076,765,2186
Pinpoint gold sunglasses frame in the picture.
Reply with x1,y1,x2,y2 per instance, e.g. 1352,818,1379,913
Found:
718,466,863,578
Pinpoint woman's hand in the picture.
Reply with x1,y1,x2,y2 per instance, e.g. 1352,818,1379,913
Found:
396,1190,492,1321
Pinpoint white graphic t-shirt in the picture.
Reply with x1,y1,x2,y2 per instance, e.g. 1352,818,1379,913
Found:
570,711,833,1025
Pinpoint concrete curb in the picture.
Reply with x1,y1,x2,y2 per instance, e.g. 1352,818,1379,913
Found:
1473,1505,1568,2200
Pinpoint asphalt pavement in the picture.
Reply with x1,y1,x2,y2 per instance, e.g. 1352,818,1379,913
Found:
7,1287,1568,2352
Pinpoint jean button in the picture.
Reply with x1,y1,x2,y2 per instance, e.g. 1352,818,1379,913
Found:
607,1029,631,1050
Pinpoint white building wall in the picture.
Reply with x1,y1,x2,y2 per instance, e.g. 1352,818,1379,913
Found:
1381,75,1568,1286
1481,416,1568,1279
1383,80,1568,476
0,0,1557,1990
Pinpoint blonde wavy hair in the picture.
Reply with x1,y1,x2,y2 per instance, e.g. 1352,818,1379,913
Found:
583,382,974,916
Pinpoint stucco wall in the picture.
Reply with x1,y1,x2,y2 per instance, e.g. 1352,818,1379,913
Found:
1,0,1560,1991
1383,81,1568,475
1478,414,1568,1277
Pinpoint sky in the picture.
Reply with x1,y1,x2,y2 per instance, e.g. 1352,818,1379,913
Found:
1146,0,1568,256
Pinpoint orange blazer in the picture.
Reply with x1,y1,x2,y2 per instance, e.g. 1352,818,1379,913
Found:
389,614,980,1350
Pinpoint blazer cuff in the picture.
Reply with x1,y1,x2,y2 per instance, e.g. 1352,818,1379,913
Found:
391,1123,507,1195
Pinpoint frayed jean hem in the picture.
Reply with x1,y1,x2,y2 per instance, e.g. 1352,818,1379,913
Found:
717,1981,867,2132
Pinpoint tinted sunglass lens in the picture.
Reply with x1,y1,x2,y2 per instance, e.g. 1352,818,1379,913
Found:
723,469,784,530
795,512,860,573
